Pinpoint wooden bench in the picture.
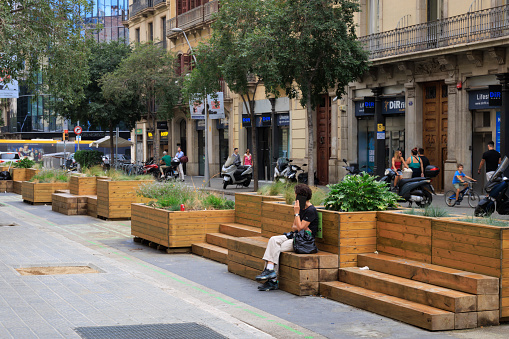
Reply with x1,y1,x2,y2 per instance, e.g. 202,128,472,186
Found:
52,193,90,215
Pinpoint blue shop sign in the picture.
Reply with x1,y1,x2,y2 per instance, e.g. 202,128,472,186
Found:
242,114,251,128
355,97,405,117
469,89,501,110
277,113,290,126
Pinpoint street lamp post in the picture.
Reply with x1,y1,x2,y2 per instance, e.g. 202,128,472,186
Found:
172,27,210,187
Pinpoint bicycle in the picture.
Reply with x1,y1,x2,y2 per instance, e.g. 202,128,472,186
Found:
445,181,480,208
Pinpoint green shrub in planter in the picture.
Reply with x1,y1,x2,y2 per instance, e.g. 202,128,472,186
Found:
30,169,69,183
324,173,399,212
14,158,35,168
74,150,104,169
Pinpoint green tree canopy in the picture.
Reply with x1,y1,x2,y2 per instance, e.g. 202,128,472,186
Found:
273,0,369,185
100,43,182,161
0,0,92,113
182,0,281,190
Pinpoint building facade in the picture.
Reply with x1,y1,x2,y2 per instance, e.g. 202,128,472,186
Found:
346,0,509,191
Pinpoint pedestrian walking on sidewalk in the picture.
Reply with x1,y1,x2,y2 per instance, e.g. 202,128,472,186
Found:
478,141,501,182
174,146,185,181
406,148,424,178
243,149,252,166
255,184,318,291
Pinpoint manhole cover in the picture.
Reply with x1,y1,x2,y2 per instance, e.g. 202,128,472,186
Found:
16,266,99,276
75,323,227,339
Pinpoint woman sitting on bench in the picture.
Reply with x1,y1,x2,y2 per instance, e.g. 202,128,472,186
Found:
255,184,318,291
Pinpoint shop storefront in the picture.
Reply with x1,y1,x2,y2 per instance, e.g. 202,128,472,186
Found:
355,96,405,172
196,120,205,176
217,118,229,172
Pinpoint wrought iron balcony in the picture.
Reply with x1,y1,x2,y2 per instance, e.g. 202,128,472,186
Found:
167,0,219,37
360,4,509,60
129,0,154,19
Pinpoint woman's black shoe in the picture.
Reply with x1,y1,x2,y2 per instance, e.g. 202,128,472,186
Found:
255,268,277,281
258,280,278,291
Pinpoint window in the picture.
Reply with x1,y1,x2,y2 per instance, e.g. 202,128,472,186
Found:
161,17,167,49
177,0,203,15
176,53,193,76
368,0,380,34
427,0,441,21
135,28,140,43
148,22,153,42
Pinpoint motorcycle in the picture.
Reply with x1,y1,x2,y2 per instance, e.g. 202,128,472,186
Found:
382,165,440,207
222,155,253,189
274,157,318,185
474,156,509,217
274,158,292,182
142,159,161,180
342,159,360,175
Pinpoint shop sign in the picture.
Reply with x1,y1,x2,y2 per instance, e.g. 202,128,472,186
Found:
157,121,168,130
355,97,405,117
216,118,229,129
136,128,143,135
256,114,272,127
189,92,225,120
196,120,205,131
242,114,252,128
469,89,501,110
277,113,290,126
364,97,375,114
489,85,502,107
147,131,168,139
496,111,501,151
160,131,168,140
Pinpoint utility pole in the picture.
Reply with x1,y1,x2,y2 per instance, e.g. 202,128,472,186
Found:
372,87,385,177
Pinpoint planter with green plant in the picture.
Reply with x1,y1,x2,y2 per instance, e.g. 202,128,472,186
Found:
96,172,154,219
131,182,236,248
69,166,110,196
22,169,70,203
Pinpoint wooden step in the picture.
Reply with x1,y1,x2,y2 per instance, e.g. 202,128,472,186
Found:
339,267,476,313
206,233,237,249
220,223,261,237
357,253,499,295
320,281,455,331
192,243,228,264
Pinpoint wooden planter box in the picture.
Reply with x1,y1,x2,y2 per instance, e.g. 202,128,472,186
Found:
22,181,70,203
9,168,27,181
70,175,98,196
376,211,509,321
234,192,284,227
131,203,235,248
25,168,39,181
96,180,153,219
0,166,9,172
260,201,378,268
0,180,13,192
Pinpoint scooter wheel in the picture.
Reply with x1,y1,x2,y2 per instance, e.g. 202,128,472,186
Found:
243,178,251,187
474,204,494,217
223,179,228,189
416,190,432,208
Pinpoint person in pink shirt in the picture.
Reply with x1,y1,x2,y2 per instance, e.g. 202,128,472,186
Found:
243,149,252,166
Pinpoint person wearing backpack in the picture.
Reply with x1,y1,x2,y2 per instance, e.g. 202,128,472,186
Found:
174,146,186,181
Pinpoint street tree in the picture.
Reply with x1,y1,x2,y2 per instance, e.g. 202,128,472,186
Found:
0,0,92,112
100,43,181,162
273,0,369,185
182,0,281,191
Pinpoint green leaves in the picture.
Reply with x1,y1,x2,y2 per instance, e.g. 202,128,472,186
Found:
14,157,35,169
74,150,103,169
324,173,400,212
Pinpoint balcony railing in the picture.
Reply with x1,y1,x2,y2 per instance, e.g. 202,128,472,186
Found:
167,0,219,36
130,0,154,18
153,0,165,6
360,4,509,60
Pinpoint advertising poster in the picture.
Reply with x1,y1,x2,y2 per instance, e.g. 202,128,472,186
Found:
0,77,19,98
190,92,225,119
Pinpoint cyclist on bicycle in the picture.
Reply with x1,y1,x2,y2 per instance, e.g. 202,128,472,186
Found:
452,164,476,205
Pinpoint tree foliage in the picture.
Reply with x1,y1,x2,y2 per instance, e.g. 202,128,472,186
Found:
183,0,281,190
100,43,181,161
74,150,103,169
272,0,369,185
0,0,92,113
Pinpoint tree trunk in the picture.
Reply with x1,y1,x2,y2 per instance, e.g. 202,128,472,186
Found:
153,113,160,163
250,99,258,191
306,90,315,186
109,123,114,168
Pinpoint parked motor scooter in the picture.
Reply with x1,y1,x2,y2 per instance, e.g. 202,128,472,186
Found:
143,159,162,180
222,155,253,189
383,165,440,207
274,158,292,182
342,159,360,175
474,156,509,217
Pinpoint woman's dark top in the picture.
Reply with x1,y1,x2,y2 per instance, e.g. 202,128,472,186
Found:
300,205,318,237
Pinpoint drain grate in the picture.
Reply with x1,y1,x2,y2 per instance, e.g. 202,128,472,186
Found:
75,323,227,339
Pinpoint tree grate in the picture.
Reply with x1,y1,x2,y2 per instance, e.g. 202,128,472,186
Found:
74,323,228,339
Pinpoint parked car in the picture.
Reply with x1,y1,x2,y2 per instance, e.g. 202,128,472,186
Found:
0,152,20,165
102,154,130,166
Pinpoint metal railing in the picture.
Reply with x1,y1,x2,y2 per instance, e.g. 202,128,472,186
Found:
167,0,219,35
219,79,232,100
153,0,165,6
360,4,509,60
130,0,154,18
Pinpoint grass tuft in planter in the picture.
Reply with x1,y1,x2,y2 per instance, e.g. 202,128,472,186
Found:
403,206,450,217
324,173,399,212
457,215,509,227
30,169,69,183
137,181,234,211
258,181,326,206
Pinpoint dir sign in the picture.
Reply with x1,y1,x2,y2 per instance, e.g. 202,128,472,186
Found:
364,97,375,114
489,85,502,107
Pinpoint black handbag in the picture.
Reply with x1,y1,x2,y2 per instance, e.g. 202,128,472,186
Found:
293,230,318,254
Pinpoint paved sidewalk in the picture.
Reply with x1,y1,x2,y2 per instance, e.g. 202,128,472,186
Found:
1,193,508,338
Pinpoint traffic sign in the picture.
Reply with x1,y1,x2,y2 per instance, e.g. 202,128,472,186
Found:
74,126,82,135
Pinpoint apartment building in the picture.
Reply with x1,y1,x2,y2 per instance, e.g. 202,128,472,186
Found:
348,0,509,191
125,0,341,183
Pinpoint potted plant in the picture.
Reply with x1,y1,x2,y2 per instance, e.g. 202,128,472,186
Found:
22,169,69,203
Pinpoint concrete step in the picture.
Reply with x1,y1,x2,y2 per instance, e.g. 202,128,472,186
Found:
320,281,455,331
192,243,228,264
357,253,499,295
219,223,261,237
339,267,477,313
